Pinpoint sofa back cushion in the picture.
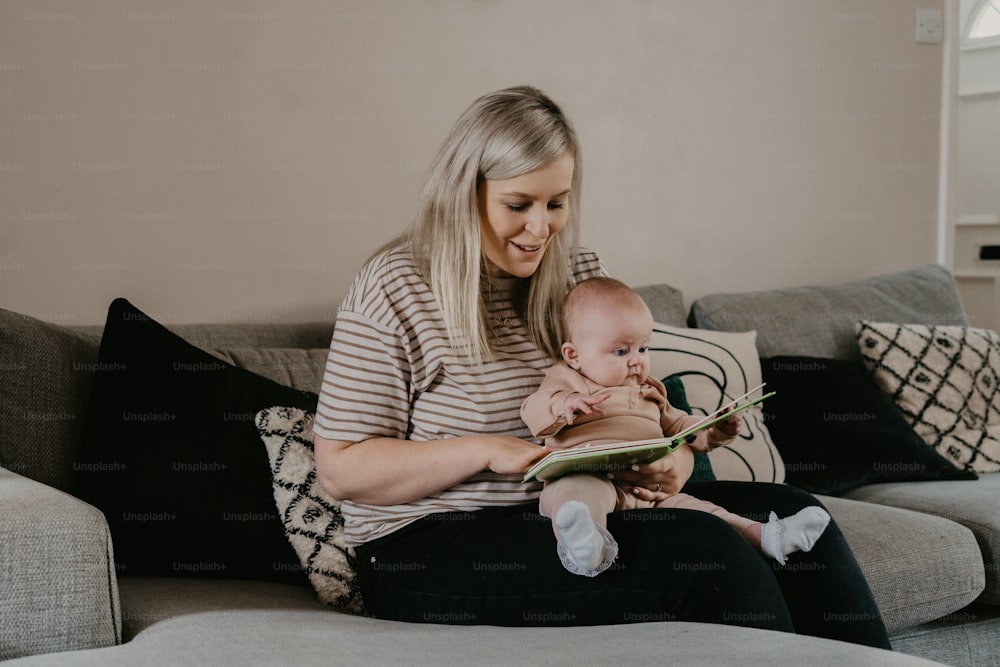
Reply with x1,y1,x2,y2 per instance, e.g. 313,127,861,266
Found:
0,304,333,495
213,349,329,394
689,264,968,361
634,282,688,327
0,309,102,493
154,321,334,351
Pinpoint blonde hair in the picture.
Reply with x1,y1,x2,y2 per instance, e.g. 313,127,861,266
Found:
387,86,582,362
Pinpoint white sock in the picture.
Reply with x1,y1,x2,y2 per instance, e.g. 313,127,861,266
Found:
760,506,831,566
554,501,618,577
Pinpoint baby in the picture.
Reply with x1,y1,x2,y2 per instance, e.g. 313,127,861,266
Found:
521,277,830,576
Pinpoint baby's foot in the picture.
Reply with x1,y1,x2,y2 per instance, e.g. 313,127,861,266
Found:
760,506,831,565
554,501,618,577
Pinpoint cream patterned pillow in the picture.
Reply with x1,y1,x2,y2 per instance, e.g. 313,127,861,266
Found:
856,321,1000,473
647,323,785,483
255,406,364,613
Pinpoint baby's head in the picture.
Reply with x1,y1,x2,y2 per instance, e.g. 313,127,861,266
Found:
561,277,654,387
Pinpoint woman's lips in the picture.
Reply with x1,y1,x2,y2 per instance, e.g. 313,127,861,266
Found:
511,242,541,253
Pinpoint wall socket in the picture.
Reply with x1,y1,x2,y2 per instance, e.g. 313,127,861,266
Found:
916,8,943,44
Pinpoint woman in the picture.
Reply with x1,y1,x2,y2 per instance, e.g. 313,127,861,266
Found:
313,85,890,648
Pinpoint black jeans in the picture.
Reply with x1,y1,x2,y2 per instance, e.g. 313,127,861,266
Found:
353,481,890,649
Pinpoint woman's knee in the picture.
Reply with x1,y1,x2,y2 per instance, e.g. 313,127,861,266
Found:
611,508,770,580
610,510,793,631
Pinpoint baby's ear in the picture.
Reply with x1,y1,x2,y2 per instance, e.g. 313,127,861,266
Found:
561,342,580,369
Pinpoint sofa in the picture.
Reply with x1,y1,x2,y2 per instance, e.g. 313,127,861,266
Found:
2,263,998,666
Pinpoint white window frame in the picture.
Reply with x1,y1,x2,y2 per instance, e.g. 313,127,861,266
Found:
964,0,1000,50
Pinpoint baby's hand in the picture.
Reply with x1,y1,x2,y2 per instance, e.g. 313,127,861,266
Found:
564,391,610,425
708,408,742,445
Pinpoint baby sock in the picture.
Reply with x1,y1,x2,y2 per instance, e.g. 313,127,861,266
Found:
759,506,831,566
554,501,618,577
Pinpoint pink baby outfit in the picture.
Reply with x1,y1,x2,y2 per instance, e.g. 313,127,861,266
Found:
520,361,755,542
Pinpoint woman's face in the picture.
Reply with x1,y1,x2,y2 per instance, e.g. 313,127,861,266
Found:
477,153,574,278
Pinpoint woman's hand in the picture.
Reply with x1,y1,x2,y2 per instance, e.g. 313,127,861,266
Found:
315,434,549,506
607,444,695,502
483,437,551,475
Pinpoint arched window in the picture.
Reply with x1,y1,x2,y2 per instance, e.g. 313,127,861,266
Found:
966,0,1000,46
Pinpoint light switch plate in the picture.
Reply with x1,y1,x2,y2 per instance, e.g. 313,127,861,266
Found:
916,8,943,44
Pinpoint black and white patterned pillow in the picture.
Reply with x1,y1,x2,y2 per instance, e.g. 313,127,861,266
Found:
856,321,1000,473
255,406,364,613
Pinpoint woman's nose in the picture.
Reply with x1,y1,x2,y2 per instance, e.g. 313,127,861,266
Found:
524,209,551,239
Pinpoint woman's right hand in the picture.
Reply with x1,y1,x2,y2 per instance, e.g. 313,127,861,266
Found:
483,437,551,475
315,434,550,505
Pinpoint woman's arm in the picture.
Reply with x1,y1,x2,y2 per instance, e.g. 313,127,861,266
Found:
314,434,549,506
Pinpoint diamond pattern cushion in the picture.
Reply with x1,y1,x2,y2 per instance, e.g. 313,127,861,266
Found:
856,322,1000,472
255,406,363,614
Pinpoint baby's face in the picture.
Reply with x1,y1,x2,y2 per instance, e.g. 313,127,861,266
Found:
565,304,653,387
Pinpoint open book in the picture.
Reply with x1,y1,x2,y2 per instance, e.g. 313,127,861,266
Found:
522,384,775,483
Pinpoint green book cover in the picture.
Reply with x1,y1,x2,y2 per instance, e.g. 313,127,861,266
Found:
522,386,774,483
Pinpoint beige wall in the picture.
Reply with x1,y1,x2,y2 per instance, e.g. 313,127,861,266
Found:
1,0,947,325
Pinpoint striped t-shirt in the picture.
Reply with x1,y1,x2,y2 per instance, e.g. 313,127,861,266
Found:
314,245,606,546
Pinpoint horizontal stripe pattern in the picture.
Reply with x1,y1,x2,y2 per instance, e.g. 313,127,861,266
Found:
314,246,605,545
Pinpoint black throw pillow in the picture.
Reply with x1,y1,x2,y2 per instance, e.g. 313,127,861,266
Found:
761,356,976,496
77,298,317,583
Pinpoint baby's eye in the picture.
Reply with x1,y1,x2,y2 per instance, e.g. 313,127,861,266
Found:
614,348,628,357
638,346,649,354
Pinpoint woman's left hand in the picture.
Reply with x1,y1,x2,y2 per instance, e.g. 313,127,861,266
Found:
608,444,695,501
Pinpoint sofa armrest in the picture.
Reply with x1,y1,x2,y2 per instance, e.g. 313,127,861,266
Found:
0,467,121,659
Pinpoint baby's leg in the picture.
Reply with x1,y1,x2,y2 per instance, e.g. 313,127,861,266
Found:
656,494,830,566
539,475,619,577
656,493,757,532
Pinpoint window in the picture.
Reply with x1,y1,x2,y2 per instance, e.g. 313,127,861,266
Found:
967,0,1000,46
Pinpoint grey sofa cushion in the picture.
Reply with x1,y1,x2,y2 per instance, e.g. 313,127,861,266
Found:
0,309,102,493
117,577,321,640
844,476,1000,604
689,264,968,361
821,495,985,633
8,595,944,666
212,348,328,394
79,321,335,351
634,282,688,327
890,603,1000,667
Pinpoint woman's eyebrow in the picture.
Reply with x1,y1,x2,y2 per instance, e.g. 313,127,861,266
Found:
501,189,572,198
